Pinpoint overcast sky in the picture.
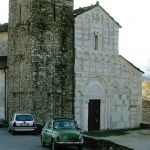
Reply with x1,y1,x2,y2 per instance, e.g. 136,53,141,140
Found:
0,0,150,75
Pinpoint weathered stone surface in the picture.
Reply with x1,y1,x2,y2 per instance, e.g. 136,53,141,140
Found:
142,100,150,123
0,32,7,119
8,0,74,123
0,1,143,131
0,32,8,56
74,3,143,130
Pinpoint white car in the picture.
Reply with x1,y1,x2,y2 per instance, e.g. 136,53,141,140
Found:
8,113,36,135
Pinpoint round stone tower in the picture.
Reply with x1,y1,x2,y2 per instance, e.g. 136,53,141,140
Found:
7,0,74,122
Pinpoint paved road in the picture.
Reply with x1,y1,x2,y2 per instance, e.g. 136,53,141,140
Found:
102,130,150,150
0,128,89,150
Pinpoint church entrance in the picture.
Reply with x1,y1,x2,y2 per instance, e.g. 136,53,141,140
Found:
88,99,100,131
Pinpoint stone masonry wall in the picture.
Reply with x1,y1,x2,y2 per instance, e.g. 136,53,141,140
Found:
0,32,7,69
142,100,150,123
0,32,7,119
7,0,74,123
0,32,8,56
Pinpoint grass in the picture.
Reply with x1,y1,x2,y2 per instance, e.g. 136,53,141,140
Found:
83,129,133,137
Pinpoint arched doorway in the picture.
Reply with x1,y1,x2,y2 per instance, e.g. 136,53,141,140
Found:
82,78,107,131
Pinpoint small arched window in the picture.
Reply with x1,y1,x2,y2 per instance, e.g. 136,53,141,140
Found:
95,34,98,50
19,5,22,21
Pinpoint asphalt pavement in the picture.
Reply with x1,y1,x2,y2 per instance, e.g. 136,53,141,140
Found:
0,128,89,150
1,127,149,150
0,128,46,150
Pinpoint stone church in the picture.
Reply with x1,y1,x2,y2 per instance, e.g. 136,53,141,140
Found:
0,1,143,131
74,2,143,131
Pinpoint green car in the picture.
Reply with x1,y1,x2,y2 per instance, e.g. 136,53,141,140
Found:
41,117,84,150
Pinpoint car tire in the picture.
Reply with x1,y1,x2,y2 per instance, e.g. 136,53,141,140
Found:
41,137,46,147
41,136,46,147
12,130,16,135
8,128,11,133
32,130,37,135
78,145,82,150
51,140,57,150
42,141,46,147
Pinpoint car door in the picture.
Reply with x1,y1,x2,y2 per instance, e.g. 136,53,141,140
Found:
45,121,53,145
41,121,49,143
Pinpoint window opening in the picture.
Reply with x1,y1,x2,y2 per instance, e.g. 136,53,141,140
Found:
53,4,56,21
95,34,98,50
19,5,22,21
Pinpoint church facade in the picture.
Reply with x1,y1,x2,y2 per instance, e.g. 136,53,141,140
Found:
0,2,143,131
74,2,143,131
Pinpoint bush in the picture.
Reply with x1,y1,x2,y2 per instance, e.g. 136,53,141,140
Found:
0,118,8,128
0,23,8,32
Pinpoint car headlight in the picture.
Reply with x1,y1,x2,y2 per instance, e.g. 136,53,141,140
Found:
79,135,84,142
56,136,62,142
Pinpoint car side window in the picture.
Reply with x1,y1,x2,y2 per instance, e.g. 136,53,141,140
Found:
48,121,52,129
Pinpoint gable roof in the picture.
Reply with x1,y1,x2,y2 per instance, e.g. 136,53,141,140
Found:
120,55,144,73
74,1,121,28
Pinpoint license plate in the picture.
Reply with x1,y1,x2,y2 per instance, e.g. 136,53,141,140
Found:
20,123,29,126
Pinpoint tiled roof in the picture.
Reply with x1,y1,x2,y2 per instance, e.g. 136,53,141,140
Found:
74,1,121,28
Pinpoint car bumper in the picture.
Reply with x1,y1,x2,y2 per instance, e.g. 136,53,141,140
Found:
56,141,83,145
13,127,36,132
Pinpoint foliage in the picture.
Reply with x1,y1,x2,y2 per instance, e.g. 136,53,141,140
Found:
83,130,129,137
0,23,8,32
142,80,150,100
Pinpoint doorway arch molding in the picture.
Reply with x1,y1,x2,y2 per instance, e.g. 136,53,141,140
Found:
81,76,108,130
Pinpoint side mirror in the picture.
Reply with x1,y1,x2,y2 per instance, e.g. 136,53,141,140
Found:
77,127,81,130
75,121,80,130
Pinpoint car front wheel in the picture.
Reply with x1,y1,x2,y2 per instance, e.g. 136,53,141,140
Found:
51,140,57,150
41,137,46,147
78,145,82,150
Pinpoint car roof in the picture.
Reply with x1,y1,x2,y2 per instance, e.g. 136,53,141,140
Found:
46,117,75,122
13,113,33,116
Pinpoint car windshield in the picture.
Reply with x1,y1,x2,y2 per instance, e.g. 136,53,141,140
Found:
16,115,33,121
54,120,76,129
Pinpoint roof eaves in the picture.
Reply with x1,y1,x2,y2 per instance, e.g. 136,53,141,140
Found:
98,5,121,28
74,3,98,17
120,55,144,73
74,2,121,28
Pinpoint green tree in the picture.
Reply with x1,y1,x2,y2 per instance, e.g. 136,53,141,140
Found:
142,80,150,100
0,23,8,32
